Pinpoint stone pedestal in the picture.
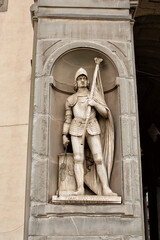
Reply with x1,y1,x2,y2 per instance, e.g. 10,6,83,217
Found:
52,195,121,204
25,1,145,240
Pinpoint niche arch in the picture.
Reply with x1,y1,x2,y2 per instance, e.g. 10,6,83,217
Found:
43,40,128,78
48,46,123,199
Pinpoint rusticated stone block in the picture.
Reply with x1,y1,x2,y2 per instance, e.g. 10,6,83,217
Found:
38,19,131,41
128,79,136,114
36,40,63,76
124,236,143,240
38,0,130,8
48,114,64,162
29,216,142,236
133,202,142,218
34,77,53,114
117,77,137,115
121,116,131,156
32,115,48,155
30,158,48,202
132,160,141,202
130,117,139,156
109,42,133,77
121,116,139,157
29,237,46,240
123,160,133,201
118,78,130,114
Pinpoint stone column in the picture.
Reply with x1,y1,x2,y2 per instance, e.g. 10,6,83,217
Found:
25,1,145,239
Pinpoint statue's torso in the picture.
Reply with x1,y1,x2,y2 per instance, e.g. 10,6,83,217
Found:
68,92,100,136
73,95,96,119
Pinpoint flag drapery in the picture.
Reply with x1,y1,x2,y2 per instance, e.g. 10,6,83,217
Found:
84,60,115,195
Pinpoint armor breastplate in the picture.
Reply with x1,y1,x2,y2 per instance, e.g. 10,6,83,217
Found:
73,96,96,119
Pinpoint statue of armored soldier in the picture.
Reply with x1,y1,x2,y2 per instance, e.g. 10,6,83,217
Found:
62,58,116,196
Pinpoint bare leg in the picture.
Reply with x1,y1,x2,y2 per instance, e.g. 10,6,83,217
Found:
74,163,84,195
87,134,117,196
96,164,117,196
71,136,84,195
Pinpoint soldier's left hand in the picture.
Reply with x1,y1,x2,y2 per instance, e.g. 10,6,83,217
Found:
88,98,97,107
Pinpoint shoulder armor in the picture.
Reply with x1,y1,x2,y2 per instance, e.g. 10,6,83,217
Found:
66,93,78,107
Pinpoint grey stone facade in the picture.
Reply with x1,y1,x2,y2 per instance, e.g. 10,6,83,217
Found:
25,1,145,239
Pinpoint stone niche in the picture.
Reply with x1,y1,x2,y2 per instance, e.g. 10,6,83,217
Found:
27,0,145,239
29,39,144,238
48,47,122,200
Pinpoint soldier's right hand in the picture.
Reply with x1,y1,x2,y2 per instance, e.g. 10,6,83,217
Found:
63,135,70,147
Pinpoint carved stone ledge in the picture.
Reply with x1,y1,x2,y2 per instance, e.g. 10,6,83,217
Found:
52,195,121,204
130,0,139,18
0,0,8,12
31,202,136,217
130,0,139,7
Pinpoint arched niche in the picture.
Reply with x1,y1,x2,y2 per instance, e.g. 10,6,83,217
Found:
48,47,122,199
43,41,128,77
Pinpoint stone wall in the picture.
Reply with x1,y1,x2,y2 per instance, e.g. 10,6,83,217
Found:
25,1,145,239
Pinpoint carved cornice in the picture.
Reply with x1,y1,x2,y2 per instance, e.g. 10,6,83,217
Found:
30,2,38,26
130,0,139,18
31,0,139,23
130,0,139,7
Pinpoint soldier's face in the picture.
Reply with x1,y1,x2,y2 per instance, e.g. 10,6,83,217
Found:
77,75,88,88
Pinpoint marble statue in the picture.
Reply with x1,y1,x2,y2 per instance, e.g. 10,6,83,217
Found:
62,58,116,196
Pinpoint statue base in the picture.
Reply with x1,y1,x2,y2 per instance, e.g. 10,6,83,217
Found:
52,195,121,204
